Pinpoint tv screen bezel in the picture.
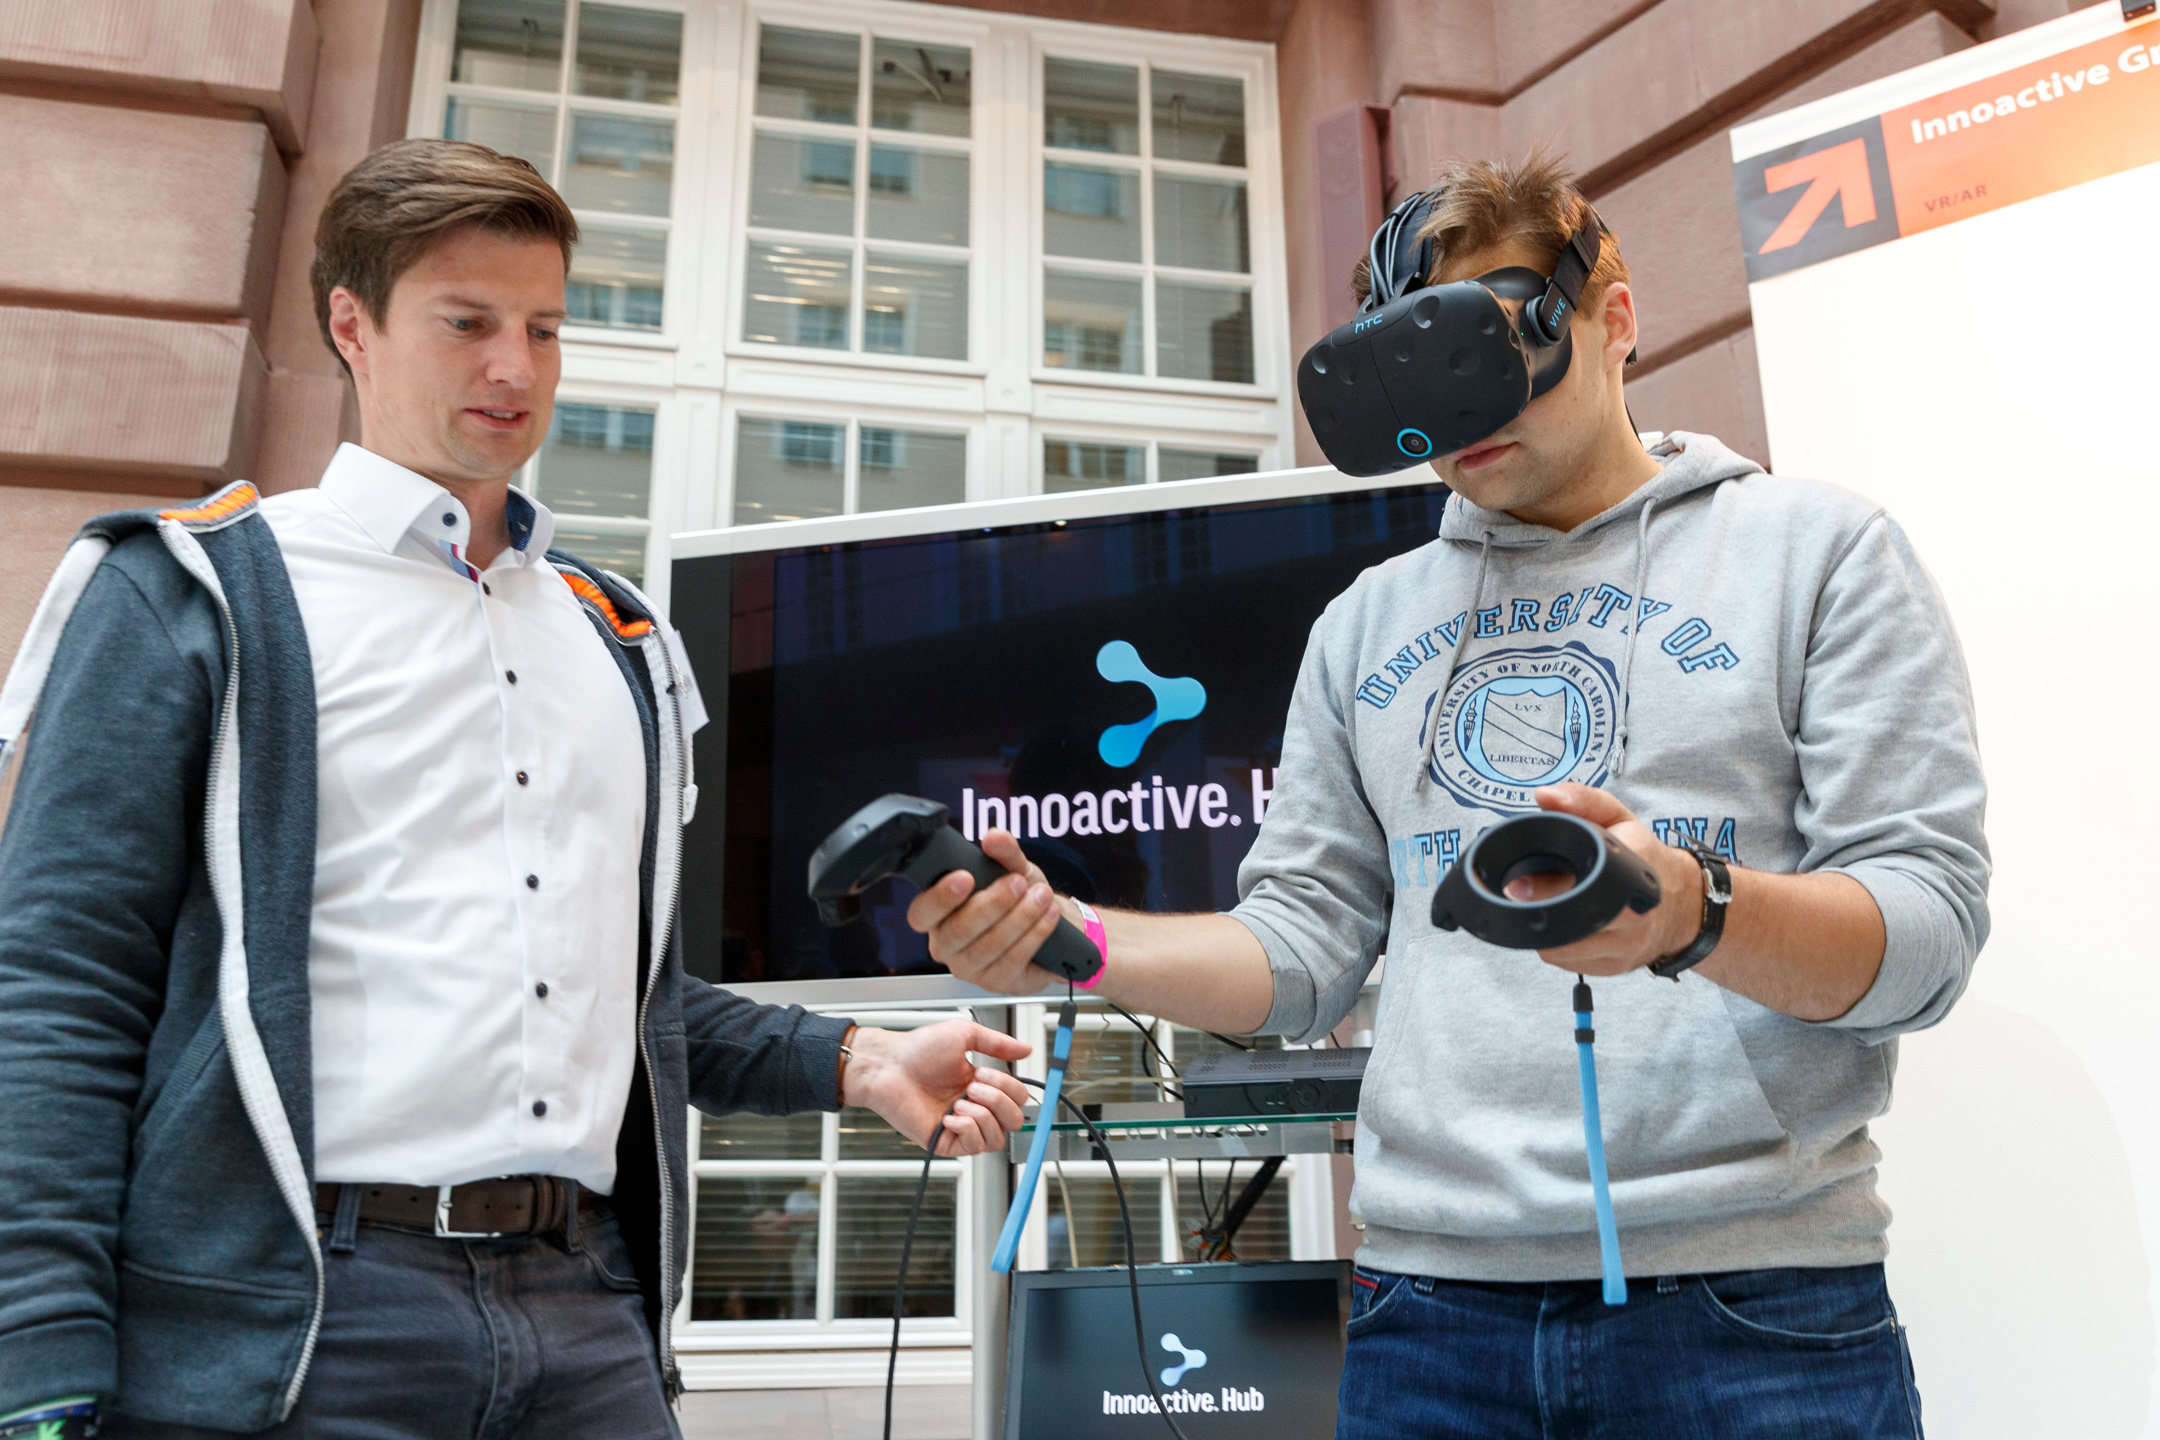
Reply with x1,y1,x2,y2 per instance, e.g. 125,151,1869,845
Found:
669,462,1443,1009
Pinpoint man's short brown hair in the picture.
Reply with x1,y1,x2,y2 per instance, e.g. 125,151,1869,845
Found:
311,138,579,374
1352,151,1628,312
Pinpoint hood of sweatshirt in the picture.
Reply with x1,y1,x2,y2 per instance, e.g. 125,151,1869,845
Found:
1421,433,1764,784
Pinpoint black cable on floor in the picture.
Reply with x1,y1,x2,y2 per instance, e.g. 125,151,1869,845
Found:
1017,1074,1194,1440
886,1105,952,1440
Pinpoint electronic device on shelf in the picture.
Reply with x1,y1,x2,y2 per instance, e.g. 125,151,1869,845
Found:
1179,1047,1369,1121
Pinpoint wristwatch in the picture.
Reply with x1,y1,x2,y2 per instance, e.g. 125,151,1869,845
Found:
1648,838,1730,981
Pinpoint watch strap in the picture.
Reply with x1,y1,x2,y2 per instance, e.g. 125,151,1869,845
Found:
1650,840,1730,980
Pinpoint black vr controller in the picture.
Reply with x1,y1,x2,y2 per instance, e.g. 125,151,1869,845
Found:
1432,812,1660,950
1298,189,1624,478
806,794,1105,986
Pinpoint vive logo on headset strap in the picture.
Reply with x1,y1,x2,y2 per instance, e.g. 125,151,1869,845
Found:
1096,641,1206,768
1158,1333,1208,1388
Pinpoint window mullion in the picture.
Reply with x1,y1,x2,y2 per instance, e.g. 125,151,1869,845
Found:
817,1167,838,1325
844,418,862,513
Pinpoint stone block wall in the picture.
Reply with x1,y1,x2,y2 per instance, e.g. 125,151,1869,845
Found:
0,0,420,506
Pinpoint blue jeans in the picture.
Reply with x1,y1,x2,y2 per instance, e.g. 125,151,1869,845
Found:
105,1206,679,1439
1338,1264,1922,1439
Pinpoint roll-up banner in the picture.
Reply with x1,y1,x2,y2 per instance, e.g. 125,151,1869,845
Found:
1733,9,2160,1437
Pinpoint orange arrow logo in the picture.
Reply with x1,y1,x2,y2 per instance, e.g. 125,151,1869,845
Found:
1758,138,1877,254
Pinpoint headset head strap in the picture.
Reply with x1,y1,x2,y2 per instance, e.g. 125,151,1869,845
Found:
1525,211,1607,345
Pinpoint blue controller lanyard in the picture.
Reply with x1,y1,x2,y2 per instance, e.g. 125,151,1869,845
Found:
1573,980,1626,1304
992,997,1077,1274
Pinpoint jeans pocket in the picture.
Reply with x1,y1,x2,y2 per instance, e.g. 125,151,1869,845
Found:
1691,1266,1899,1351
579,1214,646,1294
1346,1266,1412,1335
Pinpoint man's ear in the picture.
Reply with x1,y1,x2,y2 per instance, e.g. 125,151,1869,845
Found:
1594,281,1639,374
327,287,373,381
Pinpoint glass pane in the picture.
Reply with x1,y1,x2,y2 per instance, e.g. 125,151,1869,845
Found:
444,99,556,180
871,38,971,136
859,427,966,512
1168,1027,1286,1060
566,228,665,331
1065,1024,1175,1104
866,147,968,245
735,416,844,525
453,0,564,90
1044,439,1144,493
863,253,966,361
1158,448,1258,483
1042,272,1140,375
832,1177,956,1318
1044,58,1138,154
1046,1173,1162,1269
699,1110,824,1160
1043,163,1139,262
1156,282,1253,384
838,1105,926,1159
562,114,674,216
549,525,647,586
688,1175,822,1321
1154,176,1248,272
537,402,653,517
574,3,680,104
749,133,856,236
1174,1160,1289,1263
756,24,859,124
1151,70,1245,166
742,242,851,350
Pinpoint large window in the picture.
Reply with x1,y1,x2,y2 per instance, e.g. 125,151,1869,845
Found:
741,26,974,360
1041,59,1254,384
442,0,681,333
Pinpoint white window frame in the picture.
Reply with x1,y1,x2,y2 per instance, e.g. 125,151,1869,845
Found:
675,1008,976,1372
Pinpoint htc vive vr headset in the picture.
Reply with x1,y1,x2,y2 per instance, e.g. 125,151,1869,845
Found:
1297,190,1623,478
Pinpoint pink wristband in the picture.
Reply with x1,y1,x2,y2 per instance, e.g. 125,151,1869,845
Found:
1072,899,1109,989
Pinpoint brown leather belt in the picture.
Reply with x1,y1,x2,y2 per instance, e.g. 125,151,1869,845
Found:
314,1177,605,1238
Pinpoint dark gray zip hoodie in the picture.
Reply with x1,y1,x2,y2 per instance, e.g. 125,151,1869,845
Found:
1231,432,1991,1280
0,483,852,1430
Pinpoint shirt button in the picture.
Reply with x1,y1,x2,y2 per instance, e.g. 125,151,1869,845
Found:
535,982,549,998
482,583,492,596
532,1100,548,1117
505,670,518,685
525,874,539,889
516,770,530,786
441,512,456,527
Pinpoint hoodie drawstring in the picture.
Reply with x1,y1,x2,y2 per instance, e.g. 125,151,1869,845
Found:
1421,529,1494,787
1611,496,1659,780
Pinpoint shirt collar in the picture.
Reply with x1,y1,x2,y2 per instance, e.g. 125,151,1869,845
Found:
317,443,557,577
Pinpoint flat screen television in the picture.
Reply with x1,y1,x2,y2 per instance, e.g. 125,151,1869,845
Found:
1003,1261,1351,1439
669,466,1449,998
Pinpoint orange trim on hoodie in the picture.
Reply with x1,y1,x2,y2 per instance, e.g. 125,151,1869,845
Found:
561,569,654,639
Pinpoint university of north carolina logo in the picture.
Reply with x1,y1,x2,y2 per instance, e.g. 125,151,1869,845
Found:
1421,643,1618,812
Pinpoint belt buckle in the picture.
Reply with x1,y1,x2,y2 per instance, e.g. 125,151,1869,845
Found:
434,1184,504,1239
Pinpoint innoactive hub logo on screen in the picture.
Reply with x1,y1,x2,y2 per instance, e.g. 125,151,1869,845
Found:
1101,1332,1267,1417
1095,641,1206,767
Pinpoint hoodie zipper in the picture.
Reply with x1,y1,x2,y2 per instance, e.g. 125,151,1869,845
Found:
641,627,689,1395
156,522,326,1419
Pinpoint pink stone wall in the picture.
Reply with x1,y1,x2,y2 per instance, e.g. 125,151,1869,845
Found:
1276,0,2108,467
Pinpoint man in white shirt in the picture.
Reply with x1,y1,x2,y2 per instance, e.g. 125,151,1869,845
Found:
0,139,1028,1437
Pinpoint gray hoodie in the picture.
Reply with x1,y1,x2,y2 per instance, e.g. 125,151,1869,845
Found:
1231,431,1989,1281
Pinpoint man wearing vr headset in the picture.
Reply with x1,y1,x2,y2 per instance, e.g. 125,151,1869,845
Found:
913,153,1988,1438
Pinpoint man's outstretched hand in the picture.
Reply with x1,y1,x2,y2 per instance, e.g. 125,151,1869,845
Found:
841,1018,1033,1157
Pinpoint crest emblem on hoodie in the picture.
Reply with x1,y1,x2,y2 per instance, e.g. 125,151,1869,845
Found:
1422,642,1619,812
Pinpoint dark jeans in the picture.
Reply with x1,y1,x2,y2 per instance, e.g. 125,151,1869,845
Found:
1338,1263,1923,1440
107,1207,679,1439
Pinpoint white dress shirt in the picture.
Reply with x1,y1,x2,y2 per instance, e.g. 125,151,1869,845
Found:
261,443,647,1193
